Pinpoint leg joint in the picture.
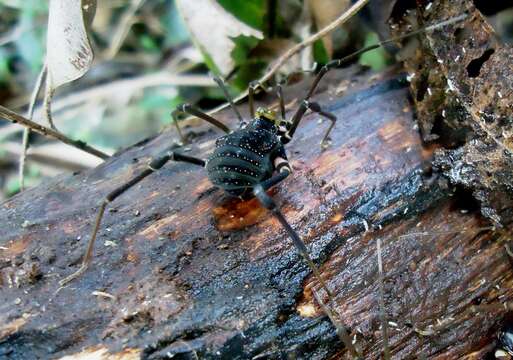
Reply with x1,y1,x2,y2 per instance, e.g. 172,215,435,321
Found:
327,59,340,68
249,80,260,90
279,133,292,144
176,103,190,113
274,157,291,174
253,186,275,210
306,101,321,112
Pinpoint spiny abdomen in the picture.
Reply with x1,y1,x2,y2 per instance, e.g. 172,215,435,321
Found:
206,130,279,196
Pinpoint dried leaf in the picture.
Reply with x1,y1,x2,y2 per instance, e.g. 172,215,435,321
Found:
308,0,351,56
82,0,97,27
46,0,95,89
176,0,263,75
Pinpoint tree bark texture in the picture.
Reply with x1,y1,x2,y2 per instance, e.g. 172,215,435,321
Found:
0,68,512,359
393,0,513,225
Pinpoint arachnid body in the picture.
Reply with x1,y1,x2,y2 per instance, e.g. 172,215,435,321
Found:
206,110,289,198
58,71,353,347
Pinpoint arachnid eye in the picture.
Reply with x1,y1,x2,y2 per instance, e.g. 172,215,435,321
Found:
255,107,277,123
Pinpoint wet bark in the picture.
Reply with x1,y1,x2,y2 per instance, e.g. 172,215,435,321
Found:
394,0,513,226
0,68,512,360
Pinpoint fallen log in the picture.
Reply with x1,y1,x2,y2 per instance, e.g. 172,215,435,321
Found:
0,68,511,359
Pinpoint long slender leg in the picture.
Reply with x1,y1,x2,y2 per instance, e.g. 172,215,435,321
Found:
285,100,308,142
284,18,469,143
59,151,205,286
301,40,415,103
306,101,337,149
255,162,361,357
253,184,334,298
284,100,337,148
300,15,468,103
212,76,245,125
248,80,260,119
259,157,291,190
254,162,337,296
275,84,286,121
171,110,187,145
260,169,289,190
311,290,361,358
283,45,394,144
253,184,360,355
172,104,231,144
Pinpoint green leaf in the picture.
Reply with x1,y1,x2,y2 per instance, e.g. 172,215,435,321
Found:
163,0,190,47
176,0,263,75
217,0,266,30
313,39,329,64
359,32,389,71
231,35,260,64
229,35,263,89
139,34,159,52
0,49,11,83
200,47,222,76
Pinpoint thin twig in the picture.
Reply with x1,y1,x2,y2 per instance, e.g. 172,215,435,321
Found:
43,77,57,130
200,0,369,117
35,72,214,116
5,141,102,170
377,238,391,360
259,0,369,85
0,105,109,159
104,0,147,59
19,131,31,189
19,65,47,191
311,290,361,359
198,9,467,125
2,73,213,139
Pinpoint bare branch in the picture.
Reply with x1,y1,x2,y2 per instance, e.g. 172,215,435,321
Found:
19,65,47,190
0,105,109,160
258,0,370,85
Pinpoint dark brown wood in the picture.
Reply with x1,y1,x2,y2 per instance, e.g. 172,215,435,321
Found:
0,68,511,359
394,0,513,226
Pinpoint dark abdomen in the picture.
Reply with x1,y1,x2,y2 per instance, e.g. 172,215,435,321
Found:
206,130,278,197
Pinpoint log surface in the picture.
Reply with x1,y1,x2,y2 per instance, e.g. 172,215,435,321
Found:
395,0,513,225
0,69,512,359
